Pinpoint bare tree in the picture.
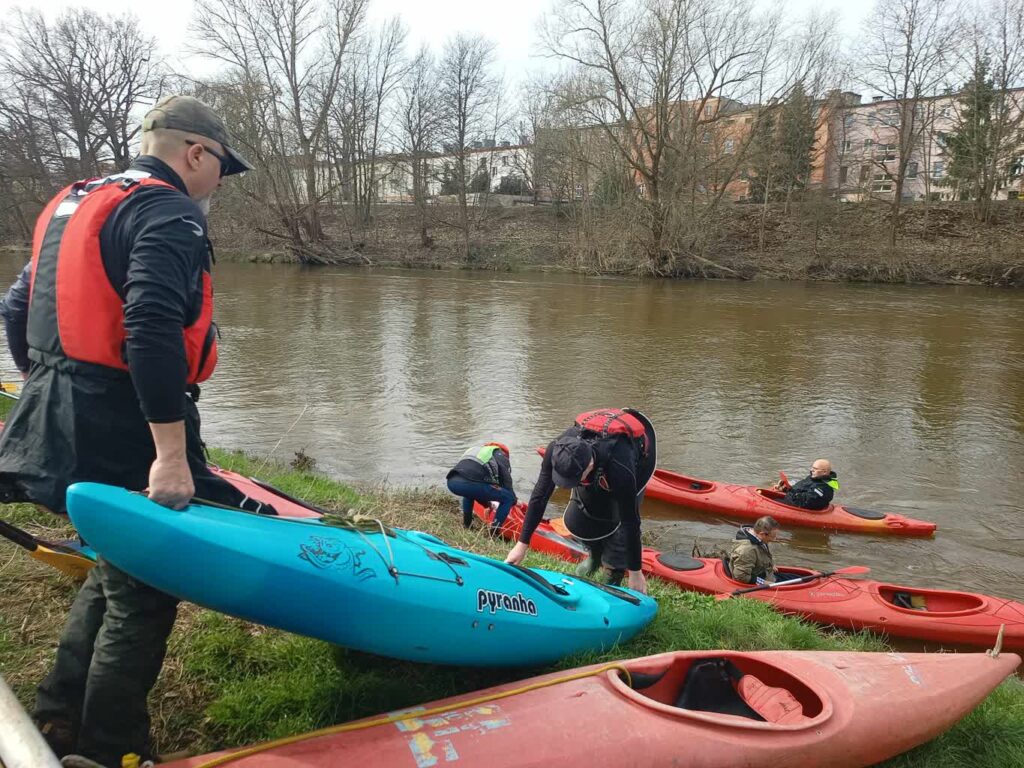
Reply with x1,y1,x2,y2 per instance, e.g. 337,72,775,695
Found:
857,0,963,248
399,46,443,247
0,9,163,179
193,0,367,257
436,33,501,261
538,0,833,274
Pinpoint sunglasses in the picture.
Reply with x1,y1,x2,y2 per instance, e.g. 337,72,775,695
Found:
185,139,229,178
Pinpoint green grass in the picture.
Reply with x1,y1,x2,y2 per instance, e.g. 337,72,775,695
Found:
1,451,1021,766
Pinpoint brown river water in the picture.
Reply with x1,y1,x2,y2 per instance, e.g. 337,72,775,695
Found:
1,257,1022,601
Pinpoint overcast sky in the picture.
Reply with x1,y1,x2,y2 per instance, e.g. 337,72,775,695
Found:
1,0,873,88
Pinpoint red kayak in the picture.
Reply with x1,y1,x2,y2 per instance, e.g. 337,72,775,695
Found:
480,503,1024,652
646,466,937,536
208,467,322,519
534,446,937,536
166,648,1019,768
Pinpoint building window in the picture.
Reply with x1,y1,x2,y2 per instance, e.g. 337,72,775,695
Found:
871,173,893,192
724,138,735,154
906,161,918,178
701,132,712,144
859,165,871,183
705,104,714,117
873,143,897,162
932,160,945,177
868,113,877,126
843,140,853,152
502,155,509,166
863,138,874,150
839,166,849,184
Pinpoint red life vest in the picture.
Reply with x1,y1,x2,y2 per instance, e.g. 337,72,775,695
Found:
571,409,651,492
574,410,646,440
27,175,218,383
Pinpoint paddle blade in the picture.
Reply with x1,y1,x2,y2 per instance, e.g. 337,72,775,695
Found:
833,565,870,576
29,546,95,581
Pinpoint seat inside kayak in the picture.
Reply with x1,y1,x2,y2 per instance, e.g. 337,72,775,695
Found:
624,655,821,724
879,586,985,614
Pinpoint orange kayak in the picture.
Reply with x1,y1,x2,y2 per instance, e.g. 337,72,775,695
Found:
165,648,1019,768
644,467,937,536
534,446,936,536
479,503,1023,652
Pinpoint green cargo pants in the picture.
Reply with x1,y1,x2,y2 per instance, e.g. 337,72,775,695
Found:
34,556,178,767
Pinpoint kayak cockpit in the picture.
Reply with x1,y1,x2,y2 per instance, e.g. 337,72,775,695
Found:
754,488,836,515
875,585,987,616
610,654,829,730
655,470,715,493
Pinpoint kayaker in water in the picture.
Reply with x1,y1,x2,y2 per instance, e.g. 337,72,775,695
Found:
446,442,517,532
0,96,259,767
505,409,655,595
772,459,838,510
728,516,780,584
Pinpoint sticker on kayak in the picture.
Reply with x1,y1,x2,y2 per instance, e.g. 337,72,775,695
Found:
298,536,376,582
476,589,538,616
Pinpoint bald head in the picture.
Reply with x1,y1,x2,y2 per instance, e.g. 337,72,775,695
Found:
810,459,832,478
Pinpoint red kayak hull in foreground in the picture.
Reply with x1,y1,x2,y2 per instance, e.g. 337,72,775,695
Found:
167,649,1019,768
480,503,1024,652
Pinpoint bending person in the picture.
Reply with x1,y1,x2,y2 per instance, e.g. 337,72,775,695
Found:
446,442,516,532
505,409,654,595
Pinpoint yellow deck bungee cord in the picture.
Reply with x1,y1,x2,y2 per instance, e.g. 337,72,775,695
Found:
192,663,633,767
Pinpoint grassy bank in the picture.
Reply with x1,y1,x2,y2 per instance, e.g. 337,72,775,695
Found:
1,449,1022,766
206,201,1024,287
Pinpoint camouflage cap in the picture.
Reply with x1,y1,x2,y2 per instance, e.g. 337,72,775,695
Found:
142,95,253,176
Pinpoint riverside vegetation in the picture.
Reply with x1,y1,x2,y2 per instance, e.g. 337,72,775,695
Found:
0,447,1021,767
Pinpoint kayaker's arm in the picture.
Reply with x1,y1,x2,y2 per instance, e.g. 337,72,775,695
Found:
518,442,557,544
118,189,206,509
0,262,32,375
119,188,205,424
147,420,194,510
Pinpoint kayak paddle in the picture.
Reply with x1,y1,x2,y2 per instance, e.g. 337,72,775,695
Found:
715,565,871,600
0,518,95,580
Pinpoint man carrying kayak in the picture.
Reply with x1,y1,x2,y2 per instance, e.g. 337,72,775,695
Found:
0,96,259,767
446,441,516,532
505,409,655,595
727,516,780,584
772,459,838,510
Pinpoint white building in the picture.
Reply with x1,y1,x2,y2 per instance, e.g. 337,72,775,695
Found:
373,142,533,203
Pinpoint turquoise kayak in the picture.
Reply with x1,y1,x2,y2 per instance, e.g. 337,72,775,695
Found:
65,483,657,666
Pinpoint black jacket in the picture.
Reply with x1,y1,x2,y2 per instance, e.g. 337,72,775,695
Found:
520,432,642,571
782,472,837,510
0,158,244,514
447,447,514,491
0,263,31,372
